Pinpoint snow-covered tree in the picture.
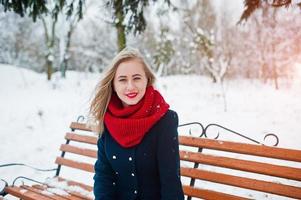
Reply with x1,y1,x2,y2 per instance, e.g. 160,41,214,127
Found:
181,0,231,83
41,10,57,80
237,3,301,89
104,0,171,51
239,0,301,23
0,9,44,70
40,0,86,80
57,0,85,78
68,14,117,73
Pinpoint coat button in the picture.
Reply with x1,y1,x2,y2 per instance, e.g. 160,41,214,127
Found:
112,155,117,159
131,173,135,176
134,190,137,194
129,157,132,161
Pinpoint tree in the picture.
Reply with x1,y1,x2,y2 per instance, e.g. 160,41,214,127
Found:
105,0,171,51
1,0,172,54
68,12,117,73
1,0,84,80
182,0,231,83
58,0,85,78
239,0,301,22
41,9,57,81
0,0,84,22
236,2,301,88
0,8,45,70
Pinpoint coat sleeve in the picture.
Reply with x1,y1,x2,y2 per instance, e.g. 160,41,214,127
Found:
93,133,117,200
157,110,184,200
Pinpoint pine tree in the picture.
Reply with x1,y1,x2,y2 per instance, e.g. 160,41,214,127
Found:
1,0,84,22
105,0,170,51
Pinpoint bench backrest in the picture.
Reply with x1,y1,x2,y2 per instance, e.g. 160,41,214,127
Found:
179,136,301,199
55,122,97,176
56,122,301,200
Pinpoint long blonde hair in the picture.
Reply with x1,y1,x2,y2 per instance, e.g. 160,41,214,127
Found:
88,47,156,134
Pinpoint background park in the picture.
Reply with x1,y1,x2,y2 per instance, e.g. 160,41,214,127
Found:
1,0,301,199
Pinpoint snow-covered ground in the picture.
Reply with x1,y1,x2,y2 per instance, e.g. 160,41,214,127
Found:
1,64,301,199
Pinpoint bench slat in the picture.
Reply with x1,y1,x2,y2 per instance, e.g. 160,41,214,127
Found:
70,122,92,132
5,186,56,200
22,185,69,200
180,150,301,181
181,167,301,199
65,133,97,145
60,144,97,158
179,136,301,162
182,185,248,200
56,177,93,192
55,157,94,173
31,185,71,200
32,185,89,200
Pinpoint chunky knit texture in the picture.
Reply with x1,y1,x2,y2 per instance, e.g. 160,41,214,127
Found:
104,86,169,148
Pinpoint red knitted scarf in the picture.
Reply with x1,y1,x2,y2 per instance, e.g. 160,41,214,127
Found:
104,86,169,148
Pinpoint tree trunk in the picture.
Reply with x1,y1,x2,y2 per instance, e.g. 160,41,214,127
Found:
114,0,126,51
271,9,278,90
261,63,268,84
60,27,72,78
272,63,279,90
42,17,57,81
46,59,52,80
60,58,67,78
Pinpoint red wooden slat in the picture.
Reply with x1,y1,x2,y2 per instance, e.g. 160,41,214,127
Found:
69,122,92,132
182,185,248,200
179,136,301,162
180,150,301,181
65,133,97,145
55,157,94,173
5,186,56,200
60,144,97,158
181,167,301,199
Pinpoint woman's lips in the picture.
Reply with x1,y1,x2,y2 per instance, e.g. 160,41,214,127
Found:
126,92,138,99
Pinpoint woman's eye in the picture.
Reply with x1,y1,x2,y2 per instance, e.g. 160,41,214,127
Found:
118,79,126,82
134,77,141,80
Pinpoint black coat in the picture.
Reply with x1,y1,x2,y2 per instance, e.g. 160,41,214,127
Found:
93,110,184,200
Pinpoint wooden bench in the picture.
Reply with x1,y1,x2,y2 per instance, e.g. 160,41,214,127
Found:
3,121,301,199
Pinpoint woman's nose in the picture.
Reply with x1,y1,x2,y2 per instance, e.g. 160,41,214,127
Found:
126,80,135,89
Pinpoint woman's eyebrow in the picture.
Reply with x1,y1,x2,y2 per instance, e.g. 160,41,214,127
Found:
117,75,127,79
117,74,142,79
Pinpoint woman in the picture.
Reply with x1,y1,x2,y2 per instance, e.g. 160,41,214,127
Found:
89,47,184,200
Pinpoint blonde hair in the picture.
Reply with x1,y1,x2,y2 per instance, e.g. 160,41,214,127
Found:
88,47,156,134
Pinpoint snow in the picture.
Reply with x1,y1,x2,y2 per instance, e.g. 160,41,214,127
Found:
1,64,301,199
45,177,94,198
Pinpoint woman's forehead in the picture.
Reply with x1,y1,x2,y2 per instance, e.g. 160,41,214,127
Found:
115,59,146,75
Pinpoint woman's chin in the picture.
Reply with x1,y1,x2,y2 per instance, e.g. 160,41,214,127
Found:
122,100,139,107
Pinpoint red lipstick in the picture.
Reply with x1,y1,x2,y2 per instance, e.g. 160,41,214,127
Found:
126,92,138,98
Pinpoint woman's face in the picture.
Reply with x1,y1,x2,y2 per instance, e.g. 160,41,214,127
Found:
113,58,148,107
